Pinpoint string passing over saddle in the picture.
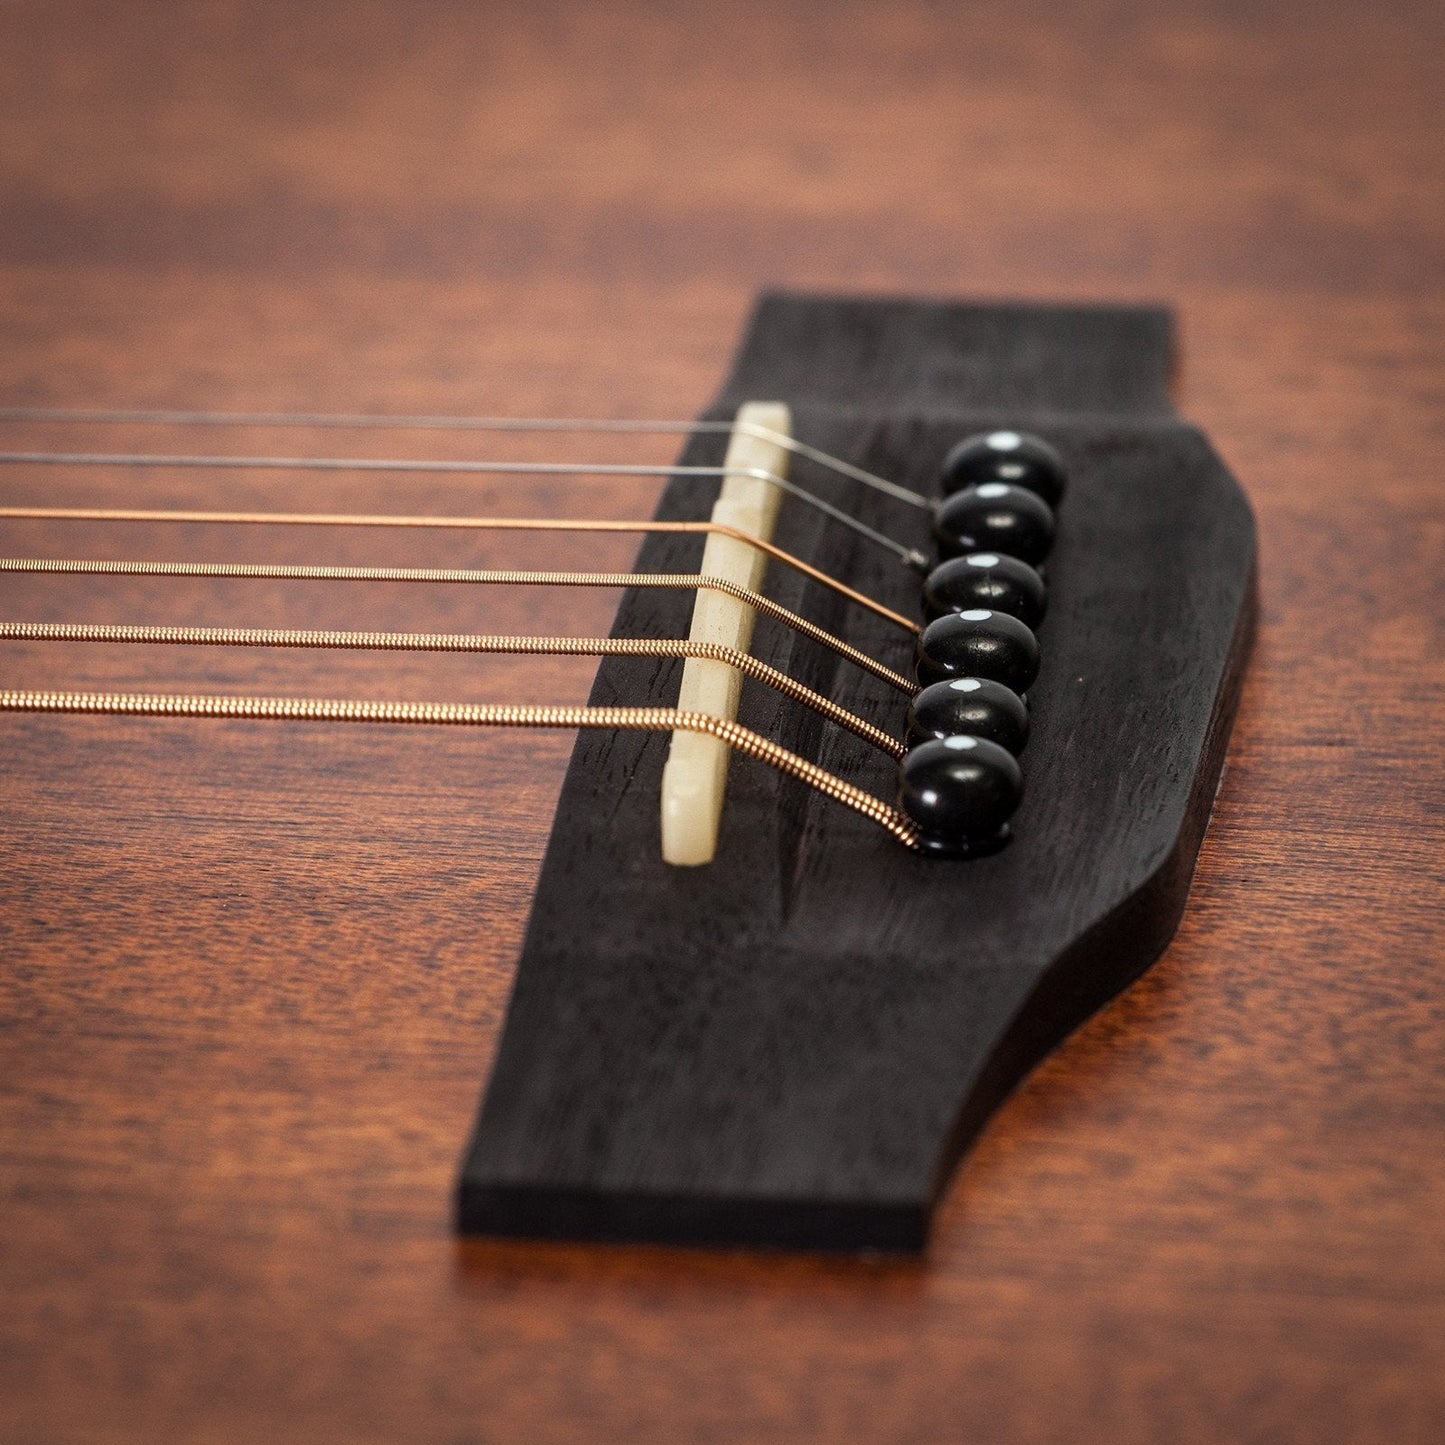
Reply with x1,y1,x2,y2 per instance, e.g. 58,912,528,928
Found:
0,295,1256,1251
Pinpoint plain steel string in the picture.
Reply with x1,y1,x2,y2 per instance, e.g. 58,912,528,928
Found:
0,407,932,513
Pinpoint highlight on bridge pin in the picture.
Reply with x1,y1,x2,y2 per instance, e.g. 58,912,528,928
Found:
0,403,1068,862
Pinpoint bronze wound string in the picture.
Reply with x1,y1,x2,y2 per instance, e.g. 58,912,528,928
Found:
0,450,932,572
0,557,916,693
0,689,923,850
0,507,920,635
0,622,907,759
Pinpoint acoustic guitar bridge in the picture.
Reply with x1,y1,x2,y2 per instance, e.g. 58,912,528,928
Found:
456,293,1257,1252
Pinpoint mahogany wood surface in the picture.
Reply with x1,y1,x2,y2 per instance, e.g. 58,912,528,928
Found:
1,1,1441,1441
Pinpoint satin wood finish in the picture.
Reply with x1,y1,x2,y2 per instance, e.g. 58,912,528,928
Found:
2,1,1442,1441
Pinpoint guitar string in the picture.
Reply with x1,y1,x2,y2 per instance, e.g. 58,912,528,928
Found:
0,407,932,511
0,416,929,841
0,506,920,635
0,689,924,851
0,622,907,759
0,558,916,693
0,413,927,649
0,452,933,573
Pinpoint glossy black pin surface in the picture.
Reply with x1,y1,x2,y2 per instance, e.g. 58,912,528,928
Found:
460,294,1257,1255
915,609,1041,692
898,736,1024,857
906,677,1030,753
934,483,1056,565
923,552,1047,627
940,429,1069,507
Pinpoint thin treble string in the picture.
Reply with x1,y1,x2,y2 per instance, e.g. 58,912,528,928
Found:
0,558,917,694
0,453,932,572
0,407,931,511
0,506,921,635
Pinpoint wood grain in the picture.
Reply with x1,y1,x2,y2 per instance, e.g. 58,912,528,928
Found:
1,0,1442,1441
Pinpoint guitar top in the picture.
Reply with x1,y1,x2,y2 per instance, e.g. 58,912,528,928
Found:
1,2,1440,1440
